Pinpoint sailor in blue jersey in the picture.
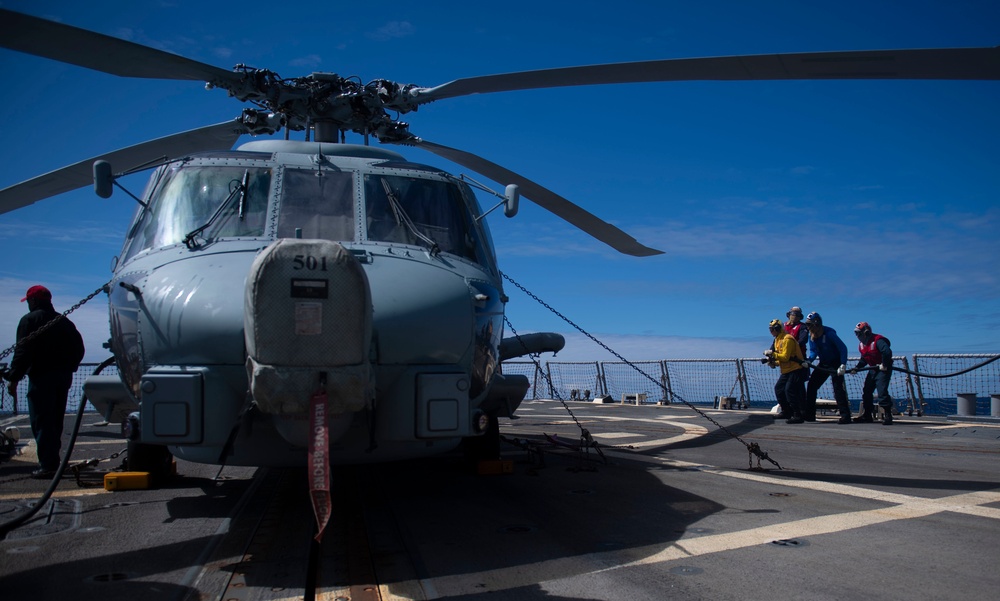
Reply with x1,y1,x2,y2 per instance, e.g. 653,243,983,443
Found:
802,312,850,424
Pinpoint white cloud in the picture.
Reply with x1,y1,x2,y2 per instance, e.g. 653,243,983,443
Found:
114,27,136,41
289,54,323,68
0,219,121,247
367,21,415,41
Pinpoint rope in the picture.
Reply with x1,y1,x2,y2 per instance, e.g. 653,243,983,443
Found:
806,355,1000,378
501,271,782,470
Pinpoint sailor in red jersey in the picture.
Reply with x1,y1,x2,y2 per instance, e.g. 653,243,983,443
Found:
849,321,894,425
784,306,809,363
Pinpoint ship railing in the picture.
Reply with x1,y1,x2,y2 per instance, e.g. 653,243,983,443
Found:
503,353,999,417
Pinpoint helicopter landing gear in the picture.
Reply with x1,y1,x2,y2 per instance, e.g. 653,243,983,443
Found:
462,413,512,475
463,413,500,460
126,440,174,486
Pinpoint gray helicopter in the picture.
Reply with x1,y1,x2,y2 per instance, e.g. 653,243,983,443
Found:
1,9,997,475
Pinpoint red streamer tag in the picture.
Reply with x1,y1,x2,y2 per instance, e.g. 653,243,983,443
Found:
309,388,332,542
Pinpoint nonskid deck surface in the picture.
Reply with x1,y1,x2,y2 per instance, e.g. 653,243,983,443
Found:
1,403,998,600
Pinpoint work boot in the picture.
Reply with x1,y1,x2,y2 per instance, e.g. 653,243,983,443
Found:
882,412,893,426
785,414,805,424
30,468,56,479
853,414,874,423
837,416,852,424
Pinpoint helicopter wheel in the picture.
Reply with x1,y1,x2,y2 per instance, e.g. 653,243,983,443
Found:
126,440,174,486
462,413,501,464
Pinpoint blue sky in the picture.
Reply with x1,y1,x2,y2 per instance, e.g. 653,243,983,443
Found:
1,0,998,363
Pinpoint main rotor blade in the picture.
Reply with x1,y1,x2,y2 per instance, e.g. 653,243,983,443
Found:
412,140,662,257
411,47,1000,105
0,121,247,215
0,9,238,84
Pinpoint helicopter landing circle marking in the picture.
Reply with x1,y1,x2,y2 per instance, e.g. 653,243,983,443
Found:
514,412,708,448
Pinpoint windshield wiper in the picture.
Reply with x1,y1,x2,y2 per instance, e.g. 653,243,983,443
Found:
183,170,249,249
237,169,249,220
380,178,440,256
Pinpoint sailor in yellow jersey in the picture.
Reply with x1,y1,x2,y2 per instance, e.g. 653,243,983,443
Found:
764,318,808,424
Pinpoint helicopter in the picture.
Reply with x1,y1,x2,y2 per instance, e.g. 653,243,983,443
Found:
1,8,998,477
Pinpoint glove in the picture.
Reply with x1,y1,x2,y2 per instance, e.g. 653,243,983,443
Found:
837,365,846,376
764,350,773,357
800,360,810,368
5,381,16,398
879,364,889,372
848,367,858,375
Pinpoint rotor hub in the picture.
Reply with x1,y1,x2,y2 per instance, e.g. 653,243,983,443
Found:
218,67,419,143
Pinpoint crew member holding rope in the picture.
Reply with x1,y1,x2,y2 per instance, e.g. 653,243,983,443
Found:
849,321,894,425
784,306,809,364
802,312,851,423
765,319,808,424
3,285,85,478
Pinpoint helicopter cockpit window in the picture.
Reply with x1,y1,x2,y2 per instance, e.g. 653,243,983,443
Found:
364,174,489,263
276,169,355,242
123,165,271,261
278,169,354,242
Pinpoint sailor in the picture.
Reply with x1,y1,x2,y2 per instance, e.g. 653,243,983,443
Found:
802,312,850,423
849,321,894,425
784,306,809,363
3,285,85,478
764,319,808,424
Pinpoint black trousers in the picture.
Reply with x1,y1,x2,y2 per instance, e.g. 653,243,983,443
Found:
806,364,850,418
26,371,73,471
861,369,893,416
775,368,807,416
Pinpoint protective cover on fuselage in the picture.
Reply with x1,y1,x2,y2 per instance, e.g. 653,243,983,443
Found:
244,237,373,415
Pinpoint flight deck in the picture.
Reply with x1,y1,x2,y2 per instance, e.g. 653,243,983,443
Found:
2,401,999,600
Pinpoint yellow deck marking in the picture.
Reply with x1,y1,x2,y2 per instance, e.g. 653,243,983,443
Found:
925,423,1000,430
